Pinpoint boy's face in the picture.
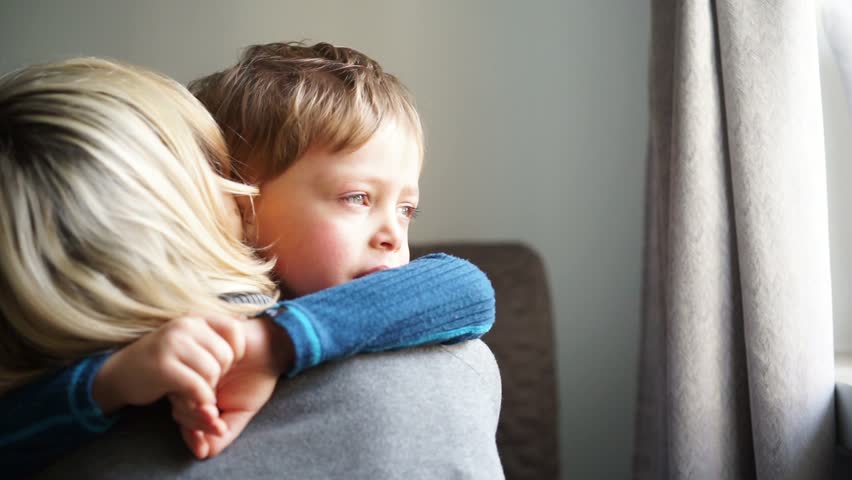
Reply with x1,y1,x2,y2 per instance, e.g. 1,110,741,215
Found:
251,121,421,297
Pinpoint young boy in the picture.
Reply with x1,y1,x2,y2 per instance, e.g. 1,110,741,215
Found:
174,41,430,454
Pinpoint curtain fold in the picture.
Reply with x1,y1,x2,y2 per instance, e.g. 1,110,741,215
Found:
634,1,834,479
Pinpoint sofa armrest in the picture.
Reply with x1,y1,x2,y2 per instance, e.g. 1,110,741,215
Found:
412,242,559,480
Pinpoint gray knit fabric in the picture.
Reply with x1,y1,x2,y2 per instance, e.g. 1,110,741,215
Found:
35,340,504,480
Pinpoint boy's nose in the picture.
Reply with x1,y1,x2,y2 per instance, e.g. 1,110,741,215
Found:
371,212,403,252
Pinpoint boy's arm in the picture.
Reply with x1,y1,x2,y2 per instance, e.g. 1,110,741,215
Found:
0,353,116,478
0,253,494,471
188,253,494,457
263,253,496,376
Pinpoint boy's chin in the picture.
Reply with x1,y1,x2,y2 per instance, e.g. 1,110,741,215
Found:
353,266,389,280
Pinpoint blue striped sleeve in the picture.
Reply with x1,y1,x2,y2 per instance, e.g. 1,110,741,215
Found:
0,351,117,477
263,253,496,376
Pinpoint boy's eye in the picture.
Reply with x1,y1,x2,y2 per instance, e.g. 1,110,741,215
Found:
342,193,368,206
398,205,420,219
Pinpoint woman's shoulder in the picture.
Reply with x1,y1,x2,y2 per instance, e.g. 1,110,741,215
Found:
35,341,505,480
268,341,504,478
285,339,501,414
436,340,502,415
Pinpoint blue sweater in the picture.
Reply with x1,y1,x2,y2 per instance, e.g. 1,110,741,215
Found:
0,253,495,477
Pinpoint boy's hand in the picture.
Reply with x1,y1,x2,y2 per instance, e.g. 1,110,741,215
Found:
92,313,246,438
177,316,293,459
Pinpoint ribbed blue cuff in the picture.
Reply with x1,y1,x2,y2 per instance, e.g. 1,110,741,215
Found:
264,302,322,377
71,352,118,433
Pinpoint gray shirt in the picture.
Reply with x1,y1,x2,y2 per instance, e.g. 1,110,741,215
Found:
35,340,504,480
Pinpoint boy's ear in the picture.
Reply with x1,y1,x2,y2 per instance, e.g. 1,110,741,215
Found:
235,195,258,244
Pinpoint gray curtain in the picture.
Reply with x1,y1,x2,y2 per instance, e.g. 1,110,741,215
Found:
634,1,835,479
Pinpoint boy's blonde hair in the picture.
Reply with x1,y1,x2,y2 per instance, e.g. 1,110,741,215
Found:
189,42,423,182
0,58,276,392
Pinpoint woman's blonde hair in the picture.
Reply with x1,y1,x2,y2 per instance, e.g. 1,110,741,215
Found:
0,58,277,393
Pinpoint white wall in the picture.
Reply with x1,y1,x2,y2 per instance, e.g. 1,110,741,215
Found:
0,1,650,478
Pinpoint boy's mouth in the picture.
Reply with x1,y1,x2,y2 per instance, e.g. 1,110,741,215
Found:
354,266,388,279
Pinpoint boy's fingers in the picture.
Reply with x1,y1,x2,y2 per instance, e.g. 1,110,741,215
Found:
191,326,239,376
198,404,227,429
167,393,197,413
175,340,225,387
196,403,228,436
170,400,224,435
180,427,210,460
204,410,254,458
169,362,216,405
200,314,246,362
172,408,211,434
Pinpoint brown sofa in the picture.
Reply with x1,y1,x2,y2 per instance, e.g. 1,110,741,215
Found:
412,243,559,480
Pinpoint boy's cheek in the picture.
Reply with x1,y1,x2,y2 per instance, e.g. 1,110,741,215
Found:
282,228,355,290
